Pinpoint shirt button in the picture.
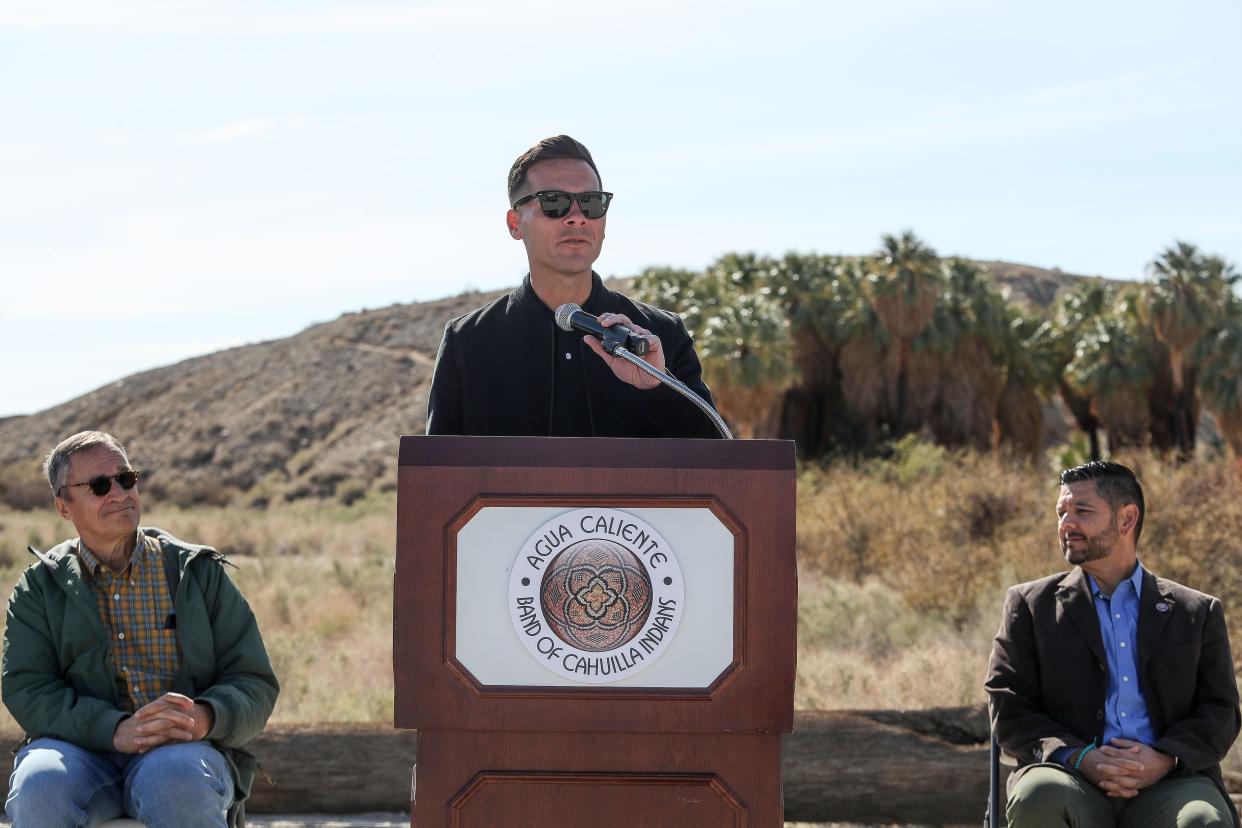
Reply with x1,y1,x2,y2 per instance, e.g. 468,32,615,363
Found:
1119,641,1126,648
121,665,128,671
1121,712,1128,718
1123,676,1130,682
113,594,121,601
118,632,125,640
1115,613,1121,619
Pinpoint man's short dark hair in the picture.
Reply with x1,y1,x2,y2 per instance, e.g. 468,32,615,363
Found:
1060,461,1146,543
507,135,601,205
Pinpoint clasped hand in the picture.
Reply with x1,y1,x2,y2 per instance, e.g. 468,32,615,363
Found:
113,692,214,753
1080,738,1176,798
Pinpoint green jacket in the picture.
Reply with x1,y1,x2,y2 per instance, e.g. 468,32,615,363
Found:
2,527,279,826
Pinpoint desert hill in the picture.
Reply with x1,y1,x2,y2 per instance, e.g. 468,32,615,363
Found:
0,263,1099,508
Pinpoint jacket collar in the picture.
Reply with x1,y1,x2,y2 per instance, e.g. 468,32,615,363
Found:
1137,567,1175,673
511,271,607,318
1056,567,1107,665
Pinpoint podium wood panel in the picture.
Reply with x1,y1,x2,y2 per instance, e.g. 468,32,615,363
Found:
415,730,778,828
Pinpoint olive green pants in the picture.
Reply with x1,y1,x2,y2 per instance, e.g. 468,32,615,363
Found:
1007,765,1233,827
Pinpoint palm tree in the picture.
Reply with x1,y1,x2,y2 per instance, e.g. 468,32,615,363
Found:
834,261,892,449
1067,315,1153,451
1199,320,1242,462
766,253,880,452
1142,241,1233,455
862,231,942,435
1046,280,1115,459
920,259,1010,450
1194,269,1242,464
997,308,1061,460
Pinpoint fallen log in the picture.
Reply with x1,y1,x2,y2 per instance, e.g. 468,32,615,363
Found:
10,706,1237,824
247,723,419,813
782,706,998,824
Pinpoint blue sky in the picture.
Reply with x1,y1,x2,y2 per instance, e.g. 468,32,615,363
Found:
2,0,1240,417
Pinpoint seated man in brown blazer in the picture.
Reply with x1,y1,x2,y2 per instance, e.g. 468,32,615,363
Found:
985,461,1240,827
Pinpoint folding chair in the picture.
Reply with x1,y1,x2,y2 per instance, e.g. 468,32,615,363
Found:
984,729,1002,827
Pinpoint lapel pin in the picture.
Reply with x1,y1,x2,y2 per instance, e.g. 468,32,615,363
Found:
1155,601,1170,613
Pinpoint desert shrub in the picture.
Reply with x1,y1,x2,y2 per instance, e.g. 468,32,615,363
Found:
875,432,949,485
799,447,1054,624
1126,455,1242,631
0,462,51,511
336,480,368,506
796,572,1002,710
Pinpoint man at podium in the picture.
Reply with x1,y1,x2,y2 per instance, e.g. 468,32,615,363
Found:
426,134,721,438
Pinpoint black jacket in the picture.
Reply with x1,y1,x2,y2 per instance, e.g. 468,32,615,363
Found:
426,273,720,438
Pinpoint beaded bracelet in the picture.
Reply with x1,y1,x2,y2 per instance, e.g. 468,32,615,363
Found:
1073,741,1097,770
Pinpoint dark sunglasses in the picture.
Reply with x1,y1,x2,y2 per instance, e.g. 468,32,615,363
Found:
61,469,141,497
511,190,614,219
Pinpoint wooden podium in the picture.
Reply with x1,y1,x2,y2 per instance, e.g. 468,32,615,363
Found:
394,436,796,827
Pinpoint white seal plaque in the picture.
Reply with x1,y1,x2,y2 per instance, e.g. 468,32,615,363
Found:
508,508,685,684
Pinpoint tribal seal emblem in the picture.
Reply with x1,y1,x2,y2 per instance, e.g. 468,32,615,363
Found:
509,508,684,684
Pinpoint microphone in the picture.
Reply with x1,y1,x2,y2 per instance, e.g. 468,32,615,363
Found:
554,304,650,356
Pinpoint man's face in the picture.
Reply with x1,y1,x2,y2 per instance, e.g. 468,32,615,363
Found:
54,446,142,544
507,158,606,279
1056,481,1119,566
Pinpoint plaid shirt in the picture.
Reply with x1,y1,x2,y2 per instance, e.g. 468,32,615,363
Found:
77,532,181,711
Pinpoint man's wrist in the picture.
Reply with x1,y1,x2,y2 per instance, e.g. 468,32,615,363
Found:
1071,741,1097,770
193,701,215,740
1157,749,1179,774
111,713,131,747
1050,746,1077,768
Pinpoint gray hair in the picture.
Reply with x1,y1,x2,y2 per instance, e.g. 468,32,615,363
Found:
43,431,131,497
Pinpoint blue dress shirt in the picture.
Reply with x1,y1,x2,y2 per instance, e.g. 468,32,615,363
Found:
1053,563,1157,767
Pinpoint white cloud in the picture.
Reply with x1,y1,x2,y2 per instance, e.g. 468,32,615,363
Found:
0,145,42,164
198,120,273,142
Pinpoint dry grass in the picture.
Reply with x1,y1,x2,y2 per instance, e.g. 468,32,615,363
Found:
795,573,1001,710
1,450,1240,780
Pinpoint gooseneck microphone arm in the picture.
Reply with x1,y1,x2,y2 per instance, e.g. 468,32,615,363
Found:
610,349,734,439
555,304,734,440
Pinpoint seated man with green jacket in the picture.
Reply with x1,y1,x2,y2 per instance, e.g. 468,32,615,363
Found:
2,431,279,828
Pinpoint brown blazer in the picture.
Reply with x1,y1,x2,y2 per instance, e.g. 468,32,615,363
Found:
985,566,1241,822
